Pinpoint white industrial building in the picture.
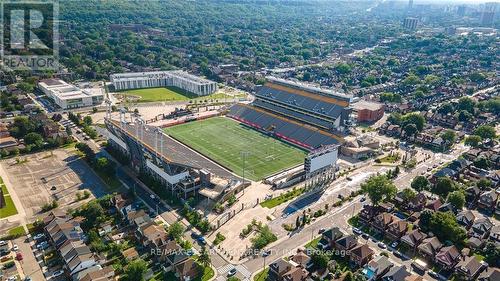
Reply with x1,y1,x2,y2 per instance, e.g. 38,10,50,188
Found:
38,79,104,110
110,70,217,96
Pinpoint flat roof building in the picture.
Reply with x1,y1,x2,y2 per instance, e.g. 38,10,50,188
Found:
38,79,104,110
110,70,217,96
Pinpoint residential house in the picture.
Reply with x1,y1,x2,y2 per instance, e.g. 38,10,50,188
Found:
456,210,475,229
408,193,427,211
137,223,168,249
386,219,409,241
269,259,293,281
363,255,393,281
350,244,374,267
128,209,152,229
122,247,139,261
435,245,461,270
359,205,381,225
489,225,500,242
467,237,485,250
111,193,132,217
382,265,411,281
478,267,500,281
291,249,313,270
400,230,427,250
174,258,200,281
465,186,482,207
470,218,493,239
417,237,442,260
282,266,309,281
425,199,443,212
334,234,358,252
318,227,345,250
478,190,498,211
455,255,484,280
74,265,114,281
371,213,395,234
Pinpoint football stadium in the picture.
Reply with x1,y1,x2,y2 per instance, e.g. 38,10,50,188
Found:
105,76,352,200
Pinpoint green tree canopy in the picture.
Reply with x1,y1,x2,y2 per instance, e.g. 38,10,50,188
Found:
447,190,465,210
361,175,397,206
411,176,430,192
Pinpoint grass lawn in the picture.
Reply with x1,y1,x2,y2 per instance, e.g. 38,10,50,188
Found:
254,268,269,281
195,265,215,281
7,225,26,237
305,237,321,249
260,187,306,208
0,180,18,219
165,117,307,180
120,86,193,102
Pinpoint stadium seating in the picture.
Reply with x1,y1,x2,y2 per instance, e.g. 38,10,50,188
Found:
255,86,345,127
228,104,339,150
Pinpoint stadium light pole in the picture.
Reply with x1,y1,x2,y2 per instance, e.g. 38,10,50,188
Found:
240,151,250,184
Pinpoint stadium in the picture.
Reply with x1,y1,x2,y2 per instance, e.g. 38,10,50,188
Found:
105,76,352,201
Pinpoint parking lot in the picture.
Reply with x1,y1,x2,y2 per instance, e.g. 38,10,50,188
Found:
0,148,108,219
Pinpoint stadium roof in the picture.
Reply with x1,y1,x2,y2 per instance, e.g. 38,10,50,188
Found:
106,119,235,179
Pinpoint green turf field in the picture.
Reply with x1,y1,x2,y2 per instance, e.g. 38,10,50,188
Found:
164,117,307,180
120,87,193,102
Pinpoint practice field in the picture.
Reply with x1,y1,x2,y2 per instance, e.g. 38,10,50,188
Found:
119,87,192,102
164,117,307,180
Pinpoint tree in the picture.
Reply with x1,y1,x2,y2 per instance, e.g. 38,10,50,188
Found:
360,175,397,206
411,176,429,192
167,222,184,241
83,116,93,126
447,190,465,210
24,132,44,147
403,123,418,137
458,110,472,122
10,116,35,138
95,157,115,175
295,216,301,229
311,252,329,269
437,103,454,115
402,113,425,131
227,277,240,281
482,242,500,267
441,130,456,146
75,142,95,162
401,188,416,204
344,271,355,281
476,178,492,190
419,211,466,245
464,135,482,148
474,157,490,169
432,177,457,198
121,259,147,281
474,125,496,139
457,97,476,114
198,246,211,268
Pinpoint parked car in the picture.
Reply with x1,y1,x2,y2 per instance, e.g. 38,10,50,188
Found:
227,268,237,276
16,252,23,261
377,242,387,249
33,233,45,240
262,249,271,257
12,244,18,251
197,236,207,245
318,228,326,234
352,227,362,235
52,270,64,278
390,241,399,248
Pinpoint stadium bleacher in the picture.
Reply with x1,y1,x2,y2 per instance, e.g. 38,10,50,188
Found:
255,83,348,129
228,104,340,150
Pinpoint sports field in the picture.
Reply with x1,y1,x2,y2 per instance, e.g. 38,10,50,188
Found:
164,117,307,180
120,87,192,102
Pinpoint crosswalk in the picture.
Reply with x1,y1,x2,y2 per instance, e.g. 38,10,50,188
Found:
217,264,251,281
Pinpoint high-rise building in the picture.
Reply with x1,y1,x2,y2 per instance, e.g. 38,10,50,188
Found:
457,5,466,17
481,2,498,26
408,0,413,10
403,17,419,30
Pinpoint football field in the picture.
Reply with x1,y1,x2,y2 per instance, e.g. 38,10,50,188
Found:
120,87,193,102
164,117,307,180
